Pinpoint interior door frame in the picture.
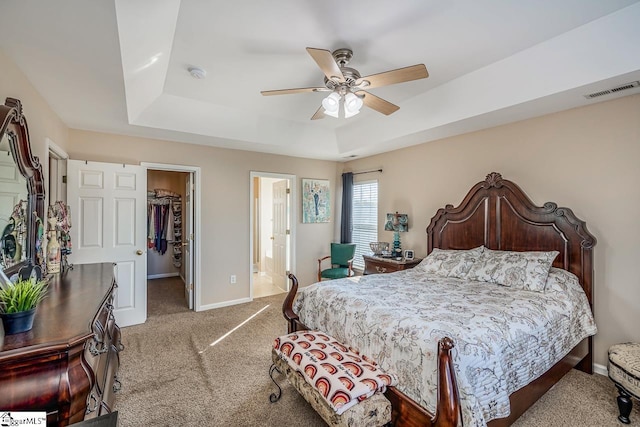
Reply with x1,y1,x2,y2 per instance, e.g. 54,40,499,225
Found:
142,162,203,311
249,171,296,299
45,138,68,261
46,137,69,205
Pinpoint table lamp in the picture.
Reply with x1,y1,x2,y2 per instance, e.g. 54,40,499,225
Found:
384,212,408,258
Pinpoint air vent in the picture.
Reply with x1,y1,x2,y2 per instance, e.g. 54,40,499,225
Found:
584,81,639,99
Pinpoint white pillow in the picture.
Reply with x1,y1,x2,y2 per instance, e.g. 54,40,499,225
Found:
544,267,581,293
416,246,485,279
466,248,559,292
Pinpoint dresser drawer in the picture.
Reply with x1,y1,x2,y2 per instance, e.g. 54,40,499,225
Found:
364,258,398,274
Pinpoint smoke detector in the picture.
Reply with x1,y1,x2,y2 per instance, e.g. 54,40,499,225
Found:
188,66,207,79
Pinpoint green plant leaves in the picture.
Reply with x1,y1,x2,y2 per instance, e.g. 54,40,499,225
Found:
0,277,48,314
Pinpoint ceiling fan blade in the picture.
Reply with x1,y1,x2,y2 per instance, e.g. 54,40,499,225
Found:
306,47,345,82
359,91,400,115
310,106,325,120
356,64,428,90
261,87,330,96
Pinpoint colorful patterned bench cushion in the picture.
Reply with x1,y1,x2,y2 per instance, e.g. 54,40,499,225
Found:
272,348,392,427
609,342,640,398
273,331,398,415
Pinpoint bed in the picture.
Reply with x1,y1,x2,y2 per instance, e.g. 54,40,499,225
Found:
282,172,597,427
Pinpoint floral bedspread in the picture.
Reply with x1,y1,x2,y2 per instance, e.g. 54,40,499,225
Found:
293,270,597,426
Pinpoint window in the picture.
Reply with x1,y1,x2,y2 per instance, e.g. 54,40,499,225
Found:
351,180,378,270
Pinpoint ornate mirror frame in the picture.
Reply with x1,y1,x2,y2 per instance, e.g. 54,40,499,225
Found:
0,97,45,278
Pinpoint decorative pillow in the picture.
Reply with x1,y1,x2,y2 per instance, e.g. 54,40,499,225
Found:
466,249,559,292
416,246,485,279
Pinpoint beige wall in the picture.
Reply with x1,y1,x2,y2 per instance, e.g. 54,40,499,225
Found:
0,48,70,207
67,130,338,307
342,93,640,367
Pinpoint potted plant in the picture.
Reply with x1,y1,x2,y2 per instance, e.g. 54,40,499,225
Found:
0,277,48,335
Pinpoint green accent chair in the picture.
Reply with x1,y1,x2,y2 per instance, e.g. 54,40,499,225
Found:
318,243,357,281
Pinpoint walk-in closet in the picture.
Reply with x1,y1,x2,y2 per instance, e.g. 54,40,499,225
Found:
147,169,190,315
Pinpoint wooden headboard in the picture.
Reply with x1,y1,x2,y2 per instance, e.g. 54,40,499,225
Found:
426,172,597,307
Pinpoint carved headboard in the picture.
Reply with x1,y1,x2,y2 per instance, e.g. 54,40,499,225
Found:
426,172,596,306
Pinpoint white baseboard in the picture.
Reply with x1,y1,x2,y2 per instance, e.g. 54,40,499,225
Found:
197,297,252,312
147,272,180,280
593,362,607,376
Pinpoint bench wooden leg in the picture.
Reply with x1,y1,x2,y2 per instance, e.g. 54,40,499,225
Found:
616,385,633,424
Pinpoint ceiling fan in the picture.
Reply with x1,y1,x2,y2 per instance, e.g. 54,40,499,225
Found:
261,47,429,120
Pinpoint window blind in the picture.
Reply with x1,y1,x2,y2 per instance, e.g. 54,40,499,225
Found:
351,180,378,270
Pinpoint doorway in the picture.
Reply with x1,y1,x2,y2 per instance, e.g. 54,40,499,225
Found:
46,138,68,206
143,162,201,314
250,172,295,299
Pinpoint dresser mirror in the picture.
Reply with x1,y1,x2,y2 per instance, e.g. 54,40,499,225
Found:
0,131,28,269
0,98,45,279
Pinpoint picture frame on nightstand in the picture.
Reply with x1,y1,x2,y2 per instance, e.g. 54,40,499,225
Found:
403,250,414,260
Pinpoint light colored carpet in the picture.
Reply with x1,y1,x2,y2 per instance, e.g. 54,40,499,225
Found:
116,282,640,426
146,277,190,317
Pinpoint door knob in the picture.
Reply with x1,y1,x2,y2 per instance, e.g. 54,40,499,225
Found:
136,249,144,255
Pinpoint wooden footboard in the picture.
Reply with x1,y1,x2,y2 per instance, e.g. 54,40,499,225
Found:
283,274,461,427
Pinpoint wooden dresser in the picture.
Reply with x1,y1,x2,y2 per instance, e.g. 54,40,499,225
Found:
0,263,123,426
362,255,423,275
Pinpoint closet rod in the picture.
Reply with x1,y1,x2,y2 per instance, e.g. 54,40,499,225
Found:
352,168,382,176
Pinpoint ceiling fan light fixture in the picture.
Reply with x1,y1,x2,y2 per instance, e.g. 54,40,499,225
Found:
261,47,429,119
344,92,363,116
344,108,360,119
344,107,360,119
324,108,340,118
322,92,340,117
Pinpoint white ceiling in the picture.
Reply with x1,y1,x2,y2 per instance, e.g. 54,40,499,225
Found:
1,0,639,161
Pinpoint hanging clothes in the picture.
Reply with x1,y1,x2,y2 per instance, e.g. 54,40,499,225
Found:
147,188,182,265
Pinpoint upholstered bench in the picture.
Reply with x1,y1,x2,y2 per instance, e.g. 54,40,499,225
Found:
609,342,640,424
269,331,395,427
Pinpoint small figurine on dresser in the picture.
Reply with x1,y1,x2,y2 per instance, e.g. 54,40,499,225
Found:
46,202,73,273
46,206,61,273
54,201,73,266
34,214,45,272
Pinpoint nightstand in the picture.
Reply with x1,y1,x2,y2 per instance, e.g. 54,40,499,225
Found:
362,255,423,275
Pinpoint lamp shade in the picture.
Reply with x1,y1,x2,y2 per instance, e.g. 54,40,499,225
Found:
384,212,408,232
322,92,340,118
344,92,363,118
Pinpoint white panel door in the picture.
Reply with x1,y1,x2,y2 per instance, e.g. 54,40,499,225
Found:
272,179,288,289
184,173,194,310
67,160,147,327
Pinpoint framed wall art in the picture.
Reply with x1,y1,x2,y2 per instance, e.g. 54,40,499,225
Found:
302,178,330,223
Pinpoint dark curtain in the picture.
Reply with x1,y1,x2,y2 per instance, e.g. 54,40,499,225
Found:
340,172,353,243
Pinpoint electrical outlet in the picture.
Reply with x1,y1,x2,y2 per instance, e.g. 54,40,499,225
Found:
230,275,237,284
